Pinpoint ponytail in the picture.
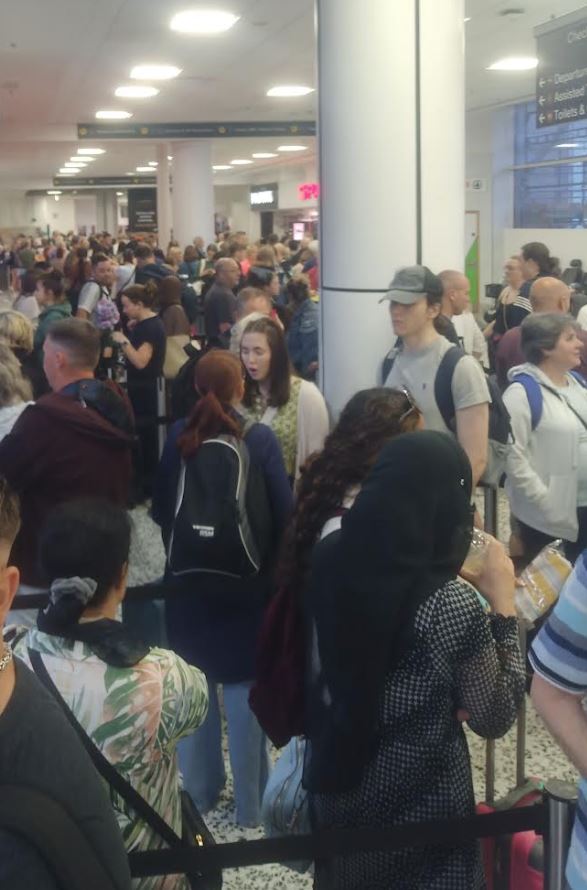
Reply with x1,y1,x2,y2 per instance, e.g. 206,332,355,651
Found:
178,390,241,458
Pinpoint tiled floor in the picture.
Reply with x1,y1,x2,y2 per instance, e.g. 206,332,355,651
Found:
129,496,578,889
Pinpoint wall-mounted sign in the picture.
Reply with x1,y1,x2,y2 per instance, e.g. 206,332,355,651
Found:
465,178,487,192
128,188,157,232
78,121,316,140
298,182,320,201
535,10,587,128
53,175,156,188
250,183,278,211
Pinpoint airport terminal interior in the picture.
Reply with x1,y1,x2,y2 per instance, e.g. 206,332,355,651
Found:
2,1,587,888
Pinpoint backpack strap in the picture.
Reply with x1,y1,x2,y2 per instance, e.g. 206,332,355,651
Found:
434,346,465,431
511,373,543,431
570,369,587,388
381,339,402,385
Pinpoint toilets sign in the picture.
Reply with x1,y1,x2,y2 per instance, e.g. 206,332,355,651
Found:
535,9,587,128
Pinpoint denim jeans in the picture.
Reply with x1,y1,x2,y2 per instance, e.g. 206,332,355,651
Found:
178,680,269,827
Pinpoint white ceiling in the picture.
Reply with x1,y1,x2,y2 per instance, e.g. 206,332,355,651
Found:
0,0,586,190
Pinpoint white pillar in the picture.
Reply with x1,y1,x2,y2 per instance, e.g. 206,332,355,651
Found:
156,144,172,249
104,191,118,235
171,140,215,247
317,0,465,415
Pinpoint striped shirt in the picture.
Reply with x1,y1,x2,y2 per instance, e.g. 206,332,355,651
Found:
529,554,587,889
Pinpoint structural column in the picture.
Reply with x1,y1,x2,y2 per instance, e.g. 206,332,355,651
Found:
156,143,172,249
317,0,465,415
170,140,215,247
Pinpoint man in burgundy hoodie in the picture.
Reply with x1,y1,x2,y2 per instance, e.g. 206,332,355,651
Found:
0,318,134,590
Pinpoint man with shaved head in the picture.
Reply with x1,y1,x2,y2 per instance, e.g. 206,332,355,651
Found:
439,269,487,363
204,258,240,348
495,276,586,389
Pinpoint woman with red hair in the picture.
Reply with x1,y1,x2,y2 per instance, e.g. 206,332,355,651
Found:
152,349,292,828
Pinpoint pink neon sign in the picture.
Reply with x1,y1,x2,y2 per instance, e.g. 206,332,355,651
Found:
298,182,320,201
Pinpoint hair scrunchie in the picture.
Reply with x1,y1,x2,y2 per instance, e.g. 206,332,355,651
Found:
38,577,98,635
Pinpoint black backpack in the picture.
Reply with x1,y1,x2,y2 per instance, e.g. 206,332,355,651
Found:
168,422,273,580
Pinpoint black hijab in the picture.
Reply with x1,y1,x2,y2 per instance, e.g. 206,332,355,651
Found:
303,431,474,794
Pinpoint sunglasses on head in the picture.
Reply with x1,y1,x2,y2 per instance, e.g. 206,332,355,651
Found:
398,387,420,424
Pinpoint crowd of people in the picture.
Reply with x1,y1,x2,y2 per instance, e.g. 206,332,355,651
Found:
0,228,585,890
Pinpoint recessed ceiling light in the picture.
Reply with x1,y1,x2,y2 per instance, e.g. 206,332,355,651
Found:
64,162,86,168
115,85,160,98
58,170,76,176
252,152,278,159
464,16,471,22
167,155,173,160
47,190,62,195
170,9,239,34
70,156,94,163
77,147,105,155
230,159,253,165
556,142,580,148
130,65,182,80
266,85,315,98
148,161,158,166
277,145,307,152
116,191,124,196
213,164,233,170
95,110,133,119
136,166,155,172
487,57,538,71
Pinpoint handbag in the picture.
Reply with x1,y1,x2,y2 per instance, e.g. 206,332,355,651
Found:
164,334,190,380
28,648,222,890
261,737,311,874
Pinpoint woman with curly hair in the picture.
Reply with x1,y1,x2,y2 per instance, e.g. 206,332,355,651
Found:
251,387,422,745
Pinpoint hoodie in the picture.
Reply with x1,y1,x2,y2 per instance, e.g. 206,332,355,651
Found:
0,381,133,585
503,362,587,541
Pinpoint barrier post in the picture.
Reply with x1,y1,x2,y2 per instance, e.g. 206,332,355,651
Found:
544,779,578,890
156,377,167,459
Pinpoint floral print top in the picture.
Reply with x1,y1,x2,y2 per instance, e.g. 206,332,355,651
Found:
15,628,209,890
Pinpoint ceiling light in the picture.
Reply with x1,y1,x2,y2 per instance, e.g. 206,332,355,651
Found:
266,86,314,97
277,145,307,152
116,191,124,196
58,171,76,176
70,156,94,162
115,85,160,98
130,64,182,80
125,172,136,176
167,155,173,160
556,142,580,148
213,165,232,170
464,17,471,22
148,161,158,166
47,190,62,195
170,9,240,34
136,166,155,172
95,110,133,119
64,162,86,168
230,159,253,165
252,152,278,159
76,147,105,155
487,57,538,71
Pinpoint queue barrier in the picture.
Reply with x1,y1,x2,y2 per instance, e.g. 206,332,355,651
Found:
127,783,577,890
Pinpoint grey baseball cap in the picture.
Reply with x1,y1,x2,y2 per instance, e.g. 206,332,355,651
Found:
380,265,442,305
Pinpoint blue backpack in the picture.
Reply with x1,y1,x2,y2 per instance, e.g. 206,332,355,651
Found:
512,371,587,430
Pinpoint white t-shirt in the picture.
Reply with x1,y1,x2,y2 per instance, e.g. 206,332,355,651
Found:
384,335,490,434
452,312,488,367
78,281,111,325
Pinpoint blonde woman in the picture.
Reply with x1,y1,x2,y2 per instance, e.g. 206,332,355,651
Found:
0,343,33,441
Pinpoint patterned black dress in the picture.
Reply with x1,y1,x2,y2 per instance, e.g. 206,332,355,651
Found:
310,579,525,890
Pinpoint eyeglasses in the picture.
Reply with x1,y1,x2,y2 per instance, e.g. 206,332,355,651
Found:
398,387,420,424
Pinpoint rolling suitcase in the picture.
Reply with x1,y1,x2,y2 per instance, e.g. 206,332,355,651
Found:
477,623,544,889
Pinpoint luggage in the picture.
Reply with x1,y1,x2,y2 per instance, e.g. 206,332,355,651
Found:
167,421,273,580
477,623,544,889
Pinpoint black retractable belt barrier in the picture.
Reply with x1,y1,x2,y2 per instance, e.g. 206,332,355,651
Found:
12,582,165,612
128,803,548,878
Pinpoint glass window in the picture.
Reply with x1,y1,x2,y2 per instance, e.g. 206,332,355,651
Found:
514,100,587,228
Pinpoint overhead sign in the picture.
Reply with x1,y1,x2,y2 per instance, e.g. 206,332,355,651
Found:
78,121,316,140
298,182,320,201
535,9,587,128
250,183,278,211
53,175,156,188
128,188,157,232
